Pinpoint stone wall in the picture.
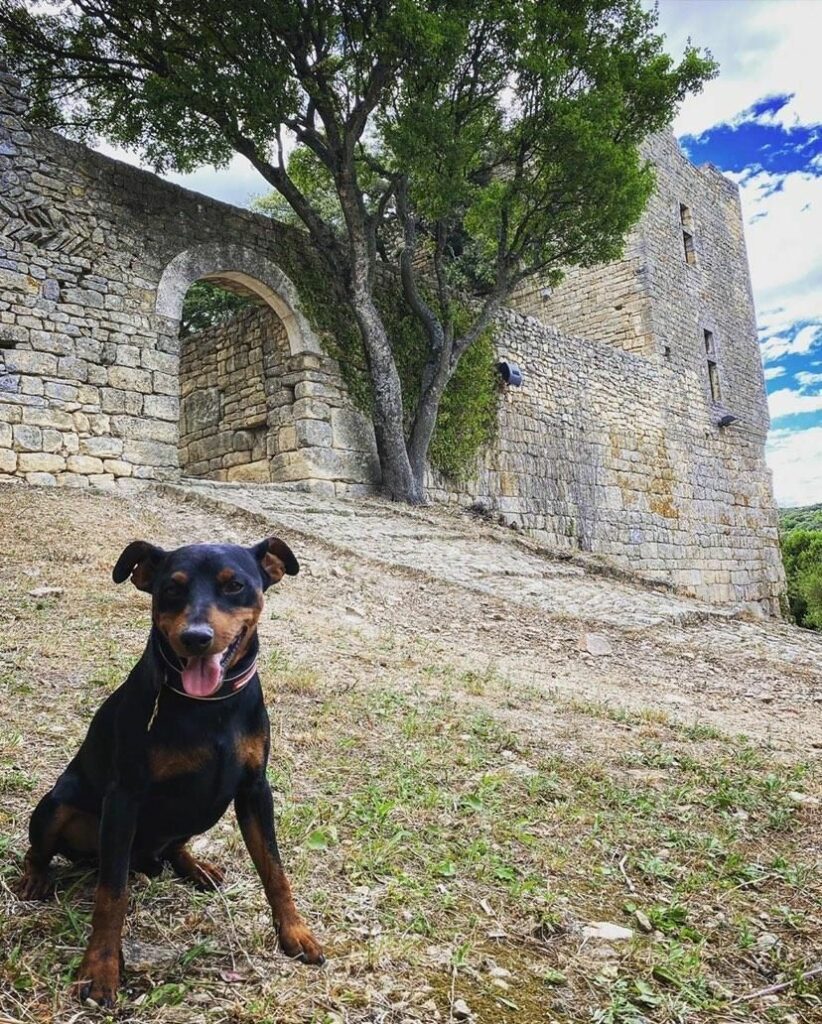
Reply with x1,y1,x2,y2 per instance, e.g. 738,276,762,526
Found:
438,134,785,612
179,306,276,482
0,69,377,492
428,309,784,611
0,68,785,612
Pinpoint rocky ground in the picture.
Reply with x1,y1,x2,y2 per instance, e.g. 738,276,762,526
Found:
0,482,819,1024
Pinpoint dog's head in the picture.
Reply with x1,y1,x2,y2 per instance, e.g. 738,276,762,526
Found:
112,537,298,697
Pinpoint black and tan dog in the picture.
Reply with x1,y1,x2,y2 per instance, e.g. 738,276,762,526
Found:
16,535,324,1005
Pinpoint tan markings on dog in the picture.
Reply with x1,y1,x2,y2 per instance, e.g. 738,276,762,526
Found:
238,815,323,961
261,551,287,584
149,745,211,781
207,605,262,667
216,568,235,584
171,571,188,585
76,883,129,1002
60,806,100,855
154,604,193,657
239,816,301,927
235,732,267,773
16,801,83,900
167,842,226,889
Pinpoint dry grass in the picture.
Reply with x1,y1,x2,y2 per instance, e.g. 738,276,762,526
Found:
0,485,820,1024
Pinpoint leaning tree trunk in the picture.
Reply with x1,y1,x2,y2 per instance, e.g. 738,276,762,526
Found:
406,354,453,490
338,173,426,503
348,285,425,504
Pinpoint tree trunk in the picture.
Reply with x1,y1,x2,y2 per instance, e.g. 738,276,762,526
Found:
407,356,453,488
348,285,425,504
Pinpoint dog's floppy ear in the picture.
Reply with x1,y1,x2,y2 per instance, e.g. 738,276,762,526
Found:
250,536,299,589
112,540,166,592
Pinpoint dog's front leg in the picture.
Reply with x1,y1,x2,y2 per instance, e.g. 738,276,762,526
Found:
235,780,324,964
75,785,139,1006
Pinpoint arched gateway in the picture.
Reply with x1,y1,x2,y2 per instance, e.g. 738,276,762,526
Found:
155,243,321,358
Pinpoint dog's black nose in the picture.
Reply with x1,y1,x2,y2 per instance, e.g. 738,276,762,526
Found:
180,624,214,654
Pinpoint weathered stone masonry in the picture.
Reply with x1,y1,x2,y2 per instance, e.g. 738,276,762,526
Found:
0,70,378,493
0,70,785,611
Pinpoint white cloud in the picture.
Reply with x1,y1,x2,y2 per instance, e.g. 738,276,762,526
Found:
764,366,786,381
655,1,822,137
760,321,822,364
734,170,822,341
768,387,822,420
797,370,822,388
767,425,822,505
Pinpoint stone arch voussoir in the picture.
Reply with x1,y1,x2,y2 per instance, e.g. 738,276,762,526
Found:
155,242,321,357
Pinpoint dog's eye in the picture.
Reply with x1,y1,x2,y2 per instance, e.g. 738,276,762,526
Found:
223,579,245,595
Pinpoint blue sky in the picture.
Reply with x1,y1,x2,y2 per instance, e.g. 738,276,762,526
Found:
98,0,822,506
655,0,822,506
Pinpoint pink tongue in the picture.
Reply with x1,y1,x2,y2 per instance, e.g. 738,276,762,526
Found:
181,654,223,697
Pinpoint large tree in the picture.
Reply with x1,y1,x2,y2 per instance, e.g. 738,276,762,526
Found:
0,0,715,503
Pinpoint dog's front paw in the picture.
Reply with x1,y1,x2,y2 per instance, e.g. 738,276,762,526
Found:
188,858,225,891
74,953,120,1007
278,919,325,965
15,867,54,902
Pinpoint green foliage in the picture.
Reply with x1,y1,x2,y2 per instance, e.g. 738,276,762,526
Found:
179,282,254,338
779,503,822,533
254,218,499,479
780,527,822,630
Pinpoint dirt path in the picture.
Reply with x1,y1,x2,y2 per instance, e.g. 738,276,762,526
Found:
171,480,822,755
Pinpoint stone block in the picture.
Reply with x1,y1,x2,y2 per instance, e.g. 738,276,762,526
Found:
107,366,153,392
111,415,176,443
13,423,41,450
153,371,178,396
330,407,377,453
0,447,17,473
103,459,133,477
293,380,339,401
123,439,177,467
226,460,270,483
82,435,123,458
182,388,220,432
88,474,117,490
4,349,58,376
41,428,64,453
144,394,179,422
67,454,105,475
25,472,57,486
22,407,75,430
18,452,66,473
44,381,79,402
270,446,378,484
295,418,332,448
56,472,90,488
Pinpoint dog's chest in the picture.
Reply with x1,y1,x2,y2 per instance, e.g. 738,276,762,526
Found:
140,726,250,834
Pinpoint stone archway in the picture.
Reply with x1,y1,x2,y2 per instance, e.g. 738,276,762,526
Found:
156,242,379,489
154,242,322,357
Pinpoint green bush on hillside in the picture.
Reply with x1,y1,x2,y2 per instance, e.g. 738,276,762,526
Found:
780,528,822,629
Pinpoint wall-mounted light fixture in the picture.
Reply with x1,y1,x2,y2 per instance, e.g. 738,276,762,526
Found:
497,360,523,387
